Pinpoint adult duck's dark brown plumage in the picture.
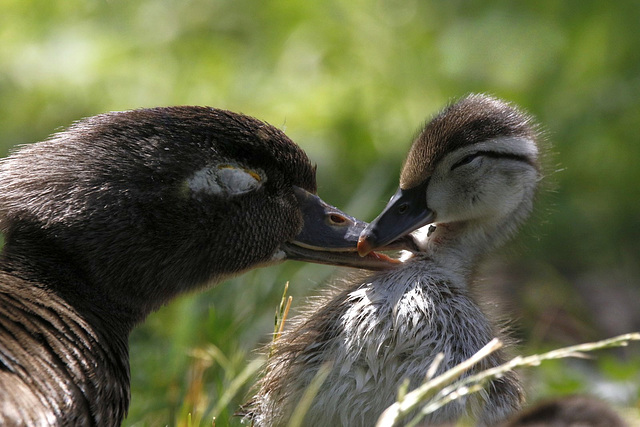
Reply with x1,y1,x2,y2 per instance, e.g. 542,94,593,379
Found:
0,106,398,426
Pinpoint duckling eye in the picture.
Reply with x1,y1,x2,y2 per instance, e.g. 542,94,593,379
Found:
328,214,347,225
451,153,481,171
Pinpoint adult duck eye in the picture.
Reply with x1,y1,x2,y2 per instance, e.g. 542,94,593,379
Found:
328,214,347,225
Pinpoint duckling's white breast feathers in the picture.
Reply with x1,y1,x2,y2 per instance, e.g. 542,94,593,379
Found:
339,261,488,364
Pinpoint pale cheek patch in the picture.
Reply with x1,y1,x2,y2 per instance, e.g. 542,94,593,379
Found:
187,164,265,197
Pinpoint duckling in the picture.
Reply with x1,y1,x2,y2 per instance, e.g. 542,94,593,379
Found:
249,94,540,426
0,106,402,426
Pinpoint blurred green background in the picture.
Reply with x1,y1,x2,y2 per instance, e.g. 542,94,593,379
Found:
1,0,639,425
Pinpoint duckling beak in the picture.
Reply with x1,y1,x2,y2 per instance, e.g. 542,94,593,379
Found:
357,184,434,257
283,187,414,270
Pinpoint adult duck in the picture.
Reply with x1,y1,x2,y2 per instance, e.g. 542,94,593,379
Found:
0,106,401,426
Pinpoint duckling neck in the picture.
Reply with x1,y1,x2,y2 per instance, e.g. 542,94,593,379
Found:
418,223,480,278
421,208,527,277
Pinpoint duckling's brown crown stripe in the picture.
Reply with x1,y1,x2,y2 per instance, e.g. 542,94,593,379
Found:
400,94,537,189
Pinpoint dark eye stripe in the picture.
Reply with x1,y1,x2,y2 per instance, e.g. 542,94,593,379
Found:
451,150,537,171
450,153,480,170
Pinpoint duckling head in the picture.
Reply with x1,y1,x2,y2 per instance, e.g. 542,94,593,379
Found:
358,94,540,257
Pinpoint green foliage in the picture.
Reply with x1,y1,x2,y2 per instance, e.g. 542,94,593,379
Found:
1,1,639,425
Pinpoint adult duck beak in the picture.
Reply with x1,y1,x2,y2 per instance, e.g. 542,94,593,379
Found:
357,182,434,257
282,187,416,270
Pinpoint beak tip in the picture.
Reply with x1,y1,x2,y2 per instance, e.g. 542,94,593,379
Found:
357,235,373,257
